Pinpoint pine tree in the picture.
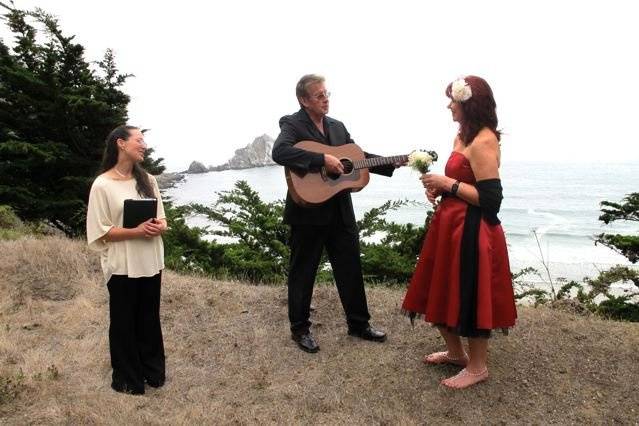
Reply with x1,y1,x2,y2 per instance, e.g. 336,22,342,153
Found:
586,193,639,321
0,3,147,235
596,193,639,263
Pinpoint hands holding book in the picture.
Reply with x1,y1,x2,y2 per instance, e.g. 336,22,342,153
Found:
130,197,167,239
137,218,167,238
104,218,167,242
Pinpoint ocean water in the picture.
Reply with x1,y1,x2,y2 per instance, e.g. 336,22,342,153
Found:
165,161,639,283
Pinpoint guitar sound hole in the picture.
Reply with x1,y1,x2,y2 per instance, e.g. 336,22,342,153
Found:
326,159,354,180
341,159,354,174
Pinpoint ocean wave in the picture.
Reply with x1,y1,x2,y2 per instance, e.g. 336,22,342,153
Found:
520,208,572,236
506,231,592,240
500,207,597,215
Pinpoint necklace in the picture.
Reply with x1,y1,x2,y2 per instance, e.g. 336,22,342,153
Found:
114,167,132,179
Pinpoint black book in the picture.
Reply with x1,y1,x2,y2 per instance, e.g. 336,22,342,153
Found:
123,198,157,228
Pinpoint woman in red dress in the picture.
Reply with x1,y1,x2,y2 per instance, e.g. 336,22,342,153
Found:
402,76,517,389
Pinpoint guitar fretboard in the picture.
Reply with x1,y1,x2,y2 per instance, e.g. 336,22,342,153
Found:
353,154,408,170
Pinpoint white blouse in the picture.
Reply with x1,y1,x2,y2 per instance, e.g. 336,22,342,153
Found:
86,173,166,283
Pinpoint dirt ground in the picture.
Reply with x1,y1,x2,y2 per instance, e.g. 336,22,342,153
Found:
1,237,638,424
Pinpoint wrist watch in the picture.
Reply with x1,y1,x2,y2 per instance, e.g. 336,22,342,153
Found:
451,180,460,195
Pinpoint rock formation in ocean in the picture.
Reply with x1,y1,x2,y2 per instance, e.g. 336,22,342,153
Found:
186,161,208,174
155,172,186,190
209,134,276,171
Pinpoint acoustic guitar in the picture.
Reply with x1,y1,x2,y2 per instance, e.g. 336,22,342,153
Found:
285,140,408,206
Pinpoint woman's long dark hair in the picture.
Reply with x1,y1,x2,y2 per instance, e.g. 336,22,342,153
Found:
446,75,501,145
101,125,154,198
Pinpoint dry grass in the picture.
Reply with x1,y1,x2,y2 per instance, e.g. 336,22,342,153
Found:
1,236,638,424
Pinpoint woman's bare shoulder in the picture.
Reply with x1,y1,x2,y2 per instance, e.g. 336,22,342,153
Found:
468,129,501,172
469,129,499,153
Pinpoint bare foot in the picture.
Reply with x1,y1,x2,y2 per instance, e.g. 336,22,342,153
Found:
423,351,469,367
440,368,489,389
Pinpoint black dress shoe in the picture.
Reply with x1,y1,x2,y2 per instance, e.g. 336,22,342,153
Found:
348,326,387,342
292,332,320,353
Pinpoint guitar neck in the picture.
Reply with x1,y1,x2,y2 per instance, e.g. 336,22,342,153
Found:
353,154,408,170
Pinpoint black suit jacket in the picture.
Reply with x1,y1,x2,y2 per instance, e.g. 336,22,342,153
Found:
272,108,395,226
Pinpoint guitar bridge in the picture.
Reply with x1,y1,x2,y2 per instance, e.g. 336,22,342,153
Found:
320,167,329,181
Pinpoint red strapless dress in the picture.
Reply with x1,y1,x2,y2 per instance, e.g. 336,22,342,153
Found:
401,151,517,335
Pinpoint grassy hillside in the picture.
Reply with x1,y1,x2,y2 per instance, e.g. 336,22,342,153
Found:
1,237,638,424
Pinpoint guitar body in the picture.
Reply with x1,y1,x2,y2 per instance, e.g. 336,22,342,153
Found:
285,140,370,206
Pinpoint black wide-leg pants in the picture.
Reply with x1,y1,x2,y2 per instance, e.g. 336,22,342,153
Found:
287,221,371,335
107,273,165,394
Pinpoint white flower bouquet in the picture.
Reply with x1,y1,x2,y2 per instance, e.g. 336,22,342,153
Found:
408,150,438,173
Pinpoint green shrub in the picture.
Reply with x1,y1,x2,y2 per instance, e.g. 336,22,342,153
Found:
0,204,30,239
0,205,22,229
163,202,227,275
163,183,432,285
597,295,639,322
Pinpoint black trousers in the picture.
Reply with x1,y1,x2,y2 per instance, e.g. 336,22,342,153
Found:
287,220,370,335
107,273,165,394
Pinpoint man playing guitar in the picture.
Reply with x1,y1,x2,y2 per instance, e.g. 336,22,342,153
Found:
272,74,401,353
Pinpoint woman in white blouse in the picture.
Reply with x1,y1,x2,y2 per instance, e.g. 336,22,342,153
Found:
87,125,168,395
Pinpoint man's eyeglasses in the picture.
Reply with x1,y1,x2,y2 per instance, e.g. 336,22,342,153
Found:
310,91,331,101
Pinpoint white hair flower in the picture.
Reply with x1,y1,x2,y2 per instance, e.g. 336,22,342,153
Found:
451,78,472,102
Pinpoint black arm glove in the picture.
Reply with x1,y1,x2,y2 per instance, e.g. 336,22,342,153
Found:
475,178,503,225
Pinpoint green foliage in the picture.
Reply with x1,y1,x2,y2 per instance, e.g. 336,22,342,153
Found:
515,264,639,321
189,181,289,283
514,264,584,307
591,193,639,321
0,4,133,235
142,146,166,175
164,183,431,285
596,193,639,263
0,203,31,239
162,201,226,275
358,200,408,238
597,296,639,322
583,266,639,299
358,200,431,283
598,193,639,224
0,204,22,228
513,267,548,305
359,242,419,284
555,280,582,300
595,234,639,264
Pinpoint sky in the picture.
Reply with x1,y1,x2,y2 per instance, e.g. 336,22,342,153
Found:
2,0,638,172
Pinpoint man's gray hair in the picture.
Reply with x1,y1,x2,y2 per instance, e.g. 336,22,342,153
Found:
296,74,325,102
